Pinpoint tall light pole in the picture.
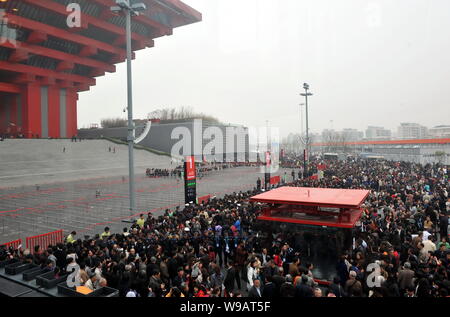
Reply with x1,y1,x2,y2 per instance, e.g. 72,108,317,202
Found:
300,83,313,178
111,0,147,216
299,103,305,153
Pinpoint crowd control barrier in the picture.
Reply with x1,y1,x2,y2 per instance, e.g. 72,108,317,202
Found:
1,239,22,250
26,230,63,253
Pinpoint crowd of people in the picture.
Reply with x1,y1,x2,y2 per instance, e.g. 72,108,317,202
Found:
145,162,263,179
1,156,449,298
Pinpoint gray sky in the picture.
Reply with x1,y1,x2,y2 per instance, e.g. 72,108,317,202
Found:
78,0,450,137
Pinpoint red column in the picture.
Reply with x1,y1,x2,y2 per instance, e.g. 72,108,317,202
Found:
0,94,5,133
21,84,41,138
47,86,60,138
66,88,78,138
9,94,18,135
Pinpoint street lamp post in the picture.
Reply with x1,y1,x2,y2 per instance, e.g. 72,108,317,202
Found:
111,0,147,216
300,83,313,178
299,103,305,154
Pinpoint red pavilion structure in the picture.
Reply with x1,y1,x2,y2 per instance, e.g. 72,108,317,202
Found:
250,186,370,282
0,0,201,138
251,186,370,228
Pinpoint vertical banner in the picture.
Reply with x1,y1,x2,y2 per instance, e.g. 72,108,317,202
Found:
303,149,308,178
184,156,197,204
265,151,271,189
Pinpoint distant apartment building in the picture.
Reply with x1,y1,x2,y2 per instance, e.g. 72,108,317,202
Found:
342,129,364,141
365,126,392,140
321,129,363,142
321,129,337,142
428,125,450,139
312,139,450,165
397,123,428,140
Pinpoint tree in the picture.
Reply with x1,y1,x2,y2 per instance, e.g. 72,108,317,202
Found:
147,106,221,124
100,118,127,128
433,151,446,164
321,130,351,154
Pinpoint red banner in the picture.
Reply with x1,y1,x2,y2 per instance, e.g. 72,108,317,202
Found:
265,151,271,167
185,156,196,181
197,195,211,205
270,176,281,185
26,230,64,253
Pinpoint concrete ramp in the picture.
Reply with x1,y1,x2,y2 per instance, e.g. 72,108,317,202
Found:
0,139,172,188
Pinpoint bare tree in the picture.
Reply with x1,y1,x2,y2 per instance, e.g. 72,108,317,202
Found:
101,118,127,128
148,107,221,124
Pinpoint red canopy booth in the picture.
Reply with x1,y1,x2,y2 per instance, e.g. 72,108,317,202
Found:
250,187,369,283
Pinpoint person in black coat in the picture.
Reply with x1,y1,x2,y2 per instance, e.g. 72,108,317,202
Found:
328,277,347,297
146,257,159,278
279,275,296,297
172,267,187,289
271,273,285,297
54,244,67,269
222,235,234,267
295,275,314,297
224,262,238,296
262,275,276,298
167,253,179,281
439,212,448,239
248,279,263,298
336,254,350,287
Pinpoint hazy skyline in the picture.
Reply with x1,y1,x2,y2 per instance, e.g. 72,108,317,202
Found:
78,0,450,137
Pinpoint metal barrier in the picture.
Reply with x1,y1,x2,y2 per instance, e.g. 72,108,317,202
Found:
26,230,63,253
1,239,22,250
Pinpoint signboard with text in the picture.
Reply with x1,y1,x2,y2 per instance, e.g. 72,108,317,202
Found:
184,156,197,204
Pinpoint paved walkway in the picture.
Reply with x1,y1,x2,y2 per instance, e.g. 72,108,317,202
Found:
0,166,288,244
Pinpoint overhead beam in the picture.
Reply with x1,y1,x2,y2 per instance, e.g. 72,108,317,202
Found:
27,31,48,44
0,82,20,94
79,46,98,58
22,0,153,45
57,80,74,89
37,77,56,86
7,14,125,56
56,61,75,72
0,40,115,73
0,61,95,85
8,49,29,63
12,74,36,84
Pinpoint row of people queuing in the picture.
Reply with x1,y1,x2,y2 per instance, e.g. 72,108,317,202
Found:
145,161,264,179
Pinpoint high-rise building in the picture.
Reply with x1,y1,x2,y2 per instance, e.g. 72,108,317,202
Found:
321,128,363,142
428,125,450,139
341,128,364,141
365,126,392,140
397,123,428,140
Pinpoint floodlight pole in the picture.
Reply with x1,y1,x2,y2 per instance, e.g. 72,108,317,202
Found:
125,6,136,216
300,83,313,178
299,103,305,153
112,0,146,217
